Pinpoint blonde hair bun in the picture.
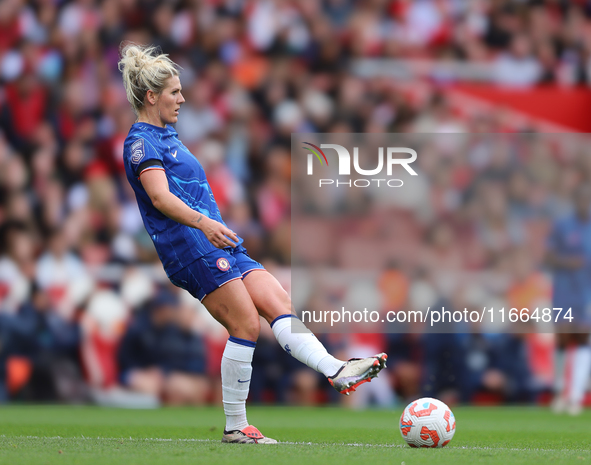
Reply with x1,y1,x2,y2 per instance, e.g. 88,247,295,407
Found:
118,43,180,114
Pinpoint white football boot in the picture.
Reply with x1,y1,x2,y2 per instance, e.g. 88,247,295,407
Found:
328,353,388,395
222,425,278,444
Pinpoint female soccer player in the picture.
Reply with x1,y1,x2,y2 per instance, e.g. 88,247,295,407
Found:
118,44,387,444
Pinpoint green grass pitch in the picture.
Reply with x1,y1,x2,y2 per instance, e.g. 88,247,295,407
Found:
0,405,590,465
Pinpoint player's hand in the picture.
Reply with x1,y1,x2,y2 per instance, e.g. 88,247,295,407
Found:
200,217,238,248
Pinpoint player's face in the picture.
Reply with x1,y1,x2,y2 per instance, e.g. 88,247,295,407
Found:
157,75,185,126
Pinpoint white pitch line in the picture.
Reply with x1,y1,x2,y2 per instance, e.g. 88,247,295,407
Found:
0,435,589,453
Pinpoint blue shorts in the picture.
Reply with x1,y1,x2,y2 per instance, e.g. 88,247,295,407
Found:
169,245,265,301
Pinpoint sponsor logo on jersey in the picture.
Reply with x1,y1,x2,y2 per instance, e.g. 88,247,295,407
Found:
216,257,230,271
131,139,145,164
171,150,177,158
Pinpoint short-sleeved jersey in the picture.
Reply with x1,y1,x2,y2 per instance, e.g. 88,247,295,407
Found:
123,122,243,276
547,214,591,308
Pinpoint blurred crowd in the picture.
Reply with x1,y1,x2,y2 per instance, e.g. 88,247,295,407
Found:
1,0,591,408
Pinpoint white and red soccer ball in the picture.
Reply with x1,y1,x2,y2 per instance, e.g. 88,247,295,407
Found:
399,397,456,448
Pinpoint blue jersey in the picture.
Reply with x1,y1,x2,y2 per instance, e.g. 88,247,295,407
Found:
547,214,591,308
123,122,243,276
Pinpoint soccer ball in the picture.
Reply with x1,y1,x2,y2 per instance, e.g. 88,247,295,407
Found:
399,397,456,448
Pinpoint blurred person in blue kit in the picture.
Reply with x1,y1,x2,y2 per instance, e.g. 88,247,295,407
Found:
117,290,211,405
547,184,591,415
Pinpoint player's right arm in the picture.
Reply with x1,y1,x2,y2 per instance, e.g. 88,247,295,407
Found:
139,168,238,249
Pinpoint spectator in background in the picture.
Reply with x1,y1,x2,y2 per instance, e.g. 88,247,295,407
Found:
12,285,84,403
463,333,534,404
35,227,93,322
494,33,542,87
474,180,526,259
117,291,211,405
174,80,222,146
0,222,34,315
1,72,49,155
